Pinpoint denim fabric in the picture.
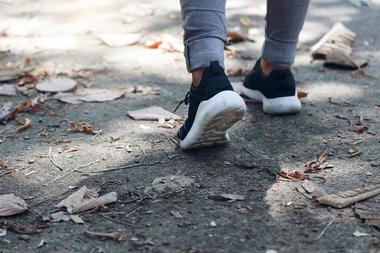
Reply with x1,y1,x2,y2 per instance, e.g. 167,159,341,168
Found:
180,0,310,71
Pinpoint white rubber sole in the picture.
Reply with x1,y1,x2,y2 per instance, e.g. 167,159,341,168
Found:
240,86,301,115
180,90,246,150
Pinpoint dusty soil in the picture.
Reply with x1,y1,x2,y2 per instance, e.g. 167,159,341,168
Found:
1,0,380,252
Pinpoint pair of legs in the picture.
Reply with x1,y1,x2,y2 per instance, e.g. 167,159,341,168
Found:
177,0,310,150
181,0,310,82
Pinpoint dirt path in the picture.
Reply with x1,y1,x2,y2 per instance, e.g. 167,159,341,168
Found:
1,0,380,252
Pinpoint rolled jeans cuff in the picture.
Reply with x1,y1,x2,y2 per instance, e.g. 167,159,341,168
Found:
262,37,298,67
185,37,225,72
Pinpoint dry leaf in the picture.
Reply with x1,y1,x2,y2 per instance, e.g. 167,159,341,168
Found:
145,38,162,49
53,88,125,104
69,121,99,135
97,33,142,47
15,118,31,132
36,77,77,93
278,171,307,180
18,74,38,86
297,90,309,99
355,124,368,134
56,186,88,208
0,194,28,216
0,84,17,96
239,16,254,27
127,106,181,123
68,192,117,214
227,31,245,44
304,152,328,173
0,69,27,82
70,215,85,224
42,211,71,222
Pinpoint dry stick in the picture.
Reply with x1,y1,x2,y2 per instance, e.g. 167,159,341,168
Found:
92,161,162,173
316,219,335,241
0,171,11,177
99,213,141,228
48,146,63,171
44,159,99,186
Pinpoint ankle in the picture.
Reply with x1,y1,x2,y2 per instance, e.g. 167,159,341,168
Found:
260,58,290,76
191,69,204,87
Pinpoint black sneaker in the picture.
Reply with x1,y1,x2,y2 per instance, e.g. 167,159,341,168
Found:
241,59,301,114
176,61,246,150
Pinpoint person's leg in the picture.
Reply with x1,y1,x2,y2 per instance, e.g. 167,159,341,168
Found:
176,0,246,150
241,0,310,115
181,0,227,86
262,0,310,70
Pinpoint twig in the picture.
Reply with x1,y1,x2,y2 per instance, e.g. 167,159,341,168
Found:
316,219,335,241
44,159,99,185
0,171,11,177
48,146,63,171
84,230,124,241
92,161,162,173
99,214,141,228
137,143,146,163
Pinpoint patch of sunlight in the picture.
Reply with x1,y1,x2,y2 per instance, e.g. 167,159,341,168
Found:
302,81,365,102
299,21,330,44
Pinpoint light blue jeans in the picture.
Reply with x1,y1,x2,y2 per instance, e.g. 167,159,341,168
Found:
180,0,310,71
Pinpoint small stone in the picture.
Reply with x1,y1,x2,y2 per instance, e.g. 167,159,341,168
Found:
28,160,35,164
19,234,31,241
210,220,217,227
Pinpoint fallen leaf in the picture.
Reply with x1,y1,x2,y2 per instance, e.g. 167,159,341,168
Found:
15,118,31,132
69,121,100,135
0,194,28,216
84,230,124,241
0,220,48,235
208,193,245,201
18,74,38,86
97,33,142,47
278,171,307,180
239,16,254,27
127,106,181,124
0,84,17,96
0,69,27,82
304,152,328,173
0,102,14,121
353,230,370,237
144,175,194,195
36,77,77,93
53,88,125,104
56,186,88,208
145,38,162,49
227,31,245,44
297,90,309,99
355,124,368,134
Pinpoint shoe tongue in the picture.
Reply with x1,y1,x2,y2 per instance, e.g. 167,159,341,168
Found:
210,61,222,75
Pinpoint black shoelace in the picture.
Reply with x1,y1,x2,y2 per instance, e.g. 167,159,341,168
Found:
174,91,190,112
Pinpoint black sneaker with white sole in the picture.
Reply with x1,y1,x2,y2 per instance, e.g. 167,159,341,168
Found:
176,61,246,150
241,59,301,115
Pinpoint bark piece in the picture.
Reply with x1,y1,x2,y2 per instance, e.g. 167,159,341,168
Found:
318,184,380,208
0,194,28,216
68,192,117,214
310,23,367,69
354,199,380,229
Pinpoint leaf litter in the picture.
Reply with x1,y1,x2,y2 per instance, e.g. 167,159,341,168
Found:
0,84,17,96
96,33,143,47
127,106,182,123
35,76,77,93
0,194,28,216
53,88,126,104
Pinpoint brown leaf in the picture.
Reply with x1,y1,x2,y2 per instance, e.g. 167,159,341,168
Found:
53,88,125,104
227,31,245,44
69,121,99,135
18,74,38,86
304,151,328,173
278,171,308,180
36,77,77,93
15,118,31,132
68,192,117,214
56,186,88,208
297,90,309,99
145,38,162,49
0,194,28,216
355,124,368,134
127,106,182,123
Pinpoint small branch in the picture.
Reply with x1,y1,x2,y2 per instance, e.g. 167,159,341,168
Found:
316,219,335,241
48,146,63,171
92,161,162,174
44,159,99,185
